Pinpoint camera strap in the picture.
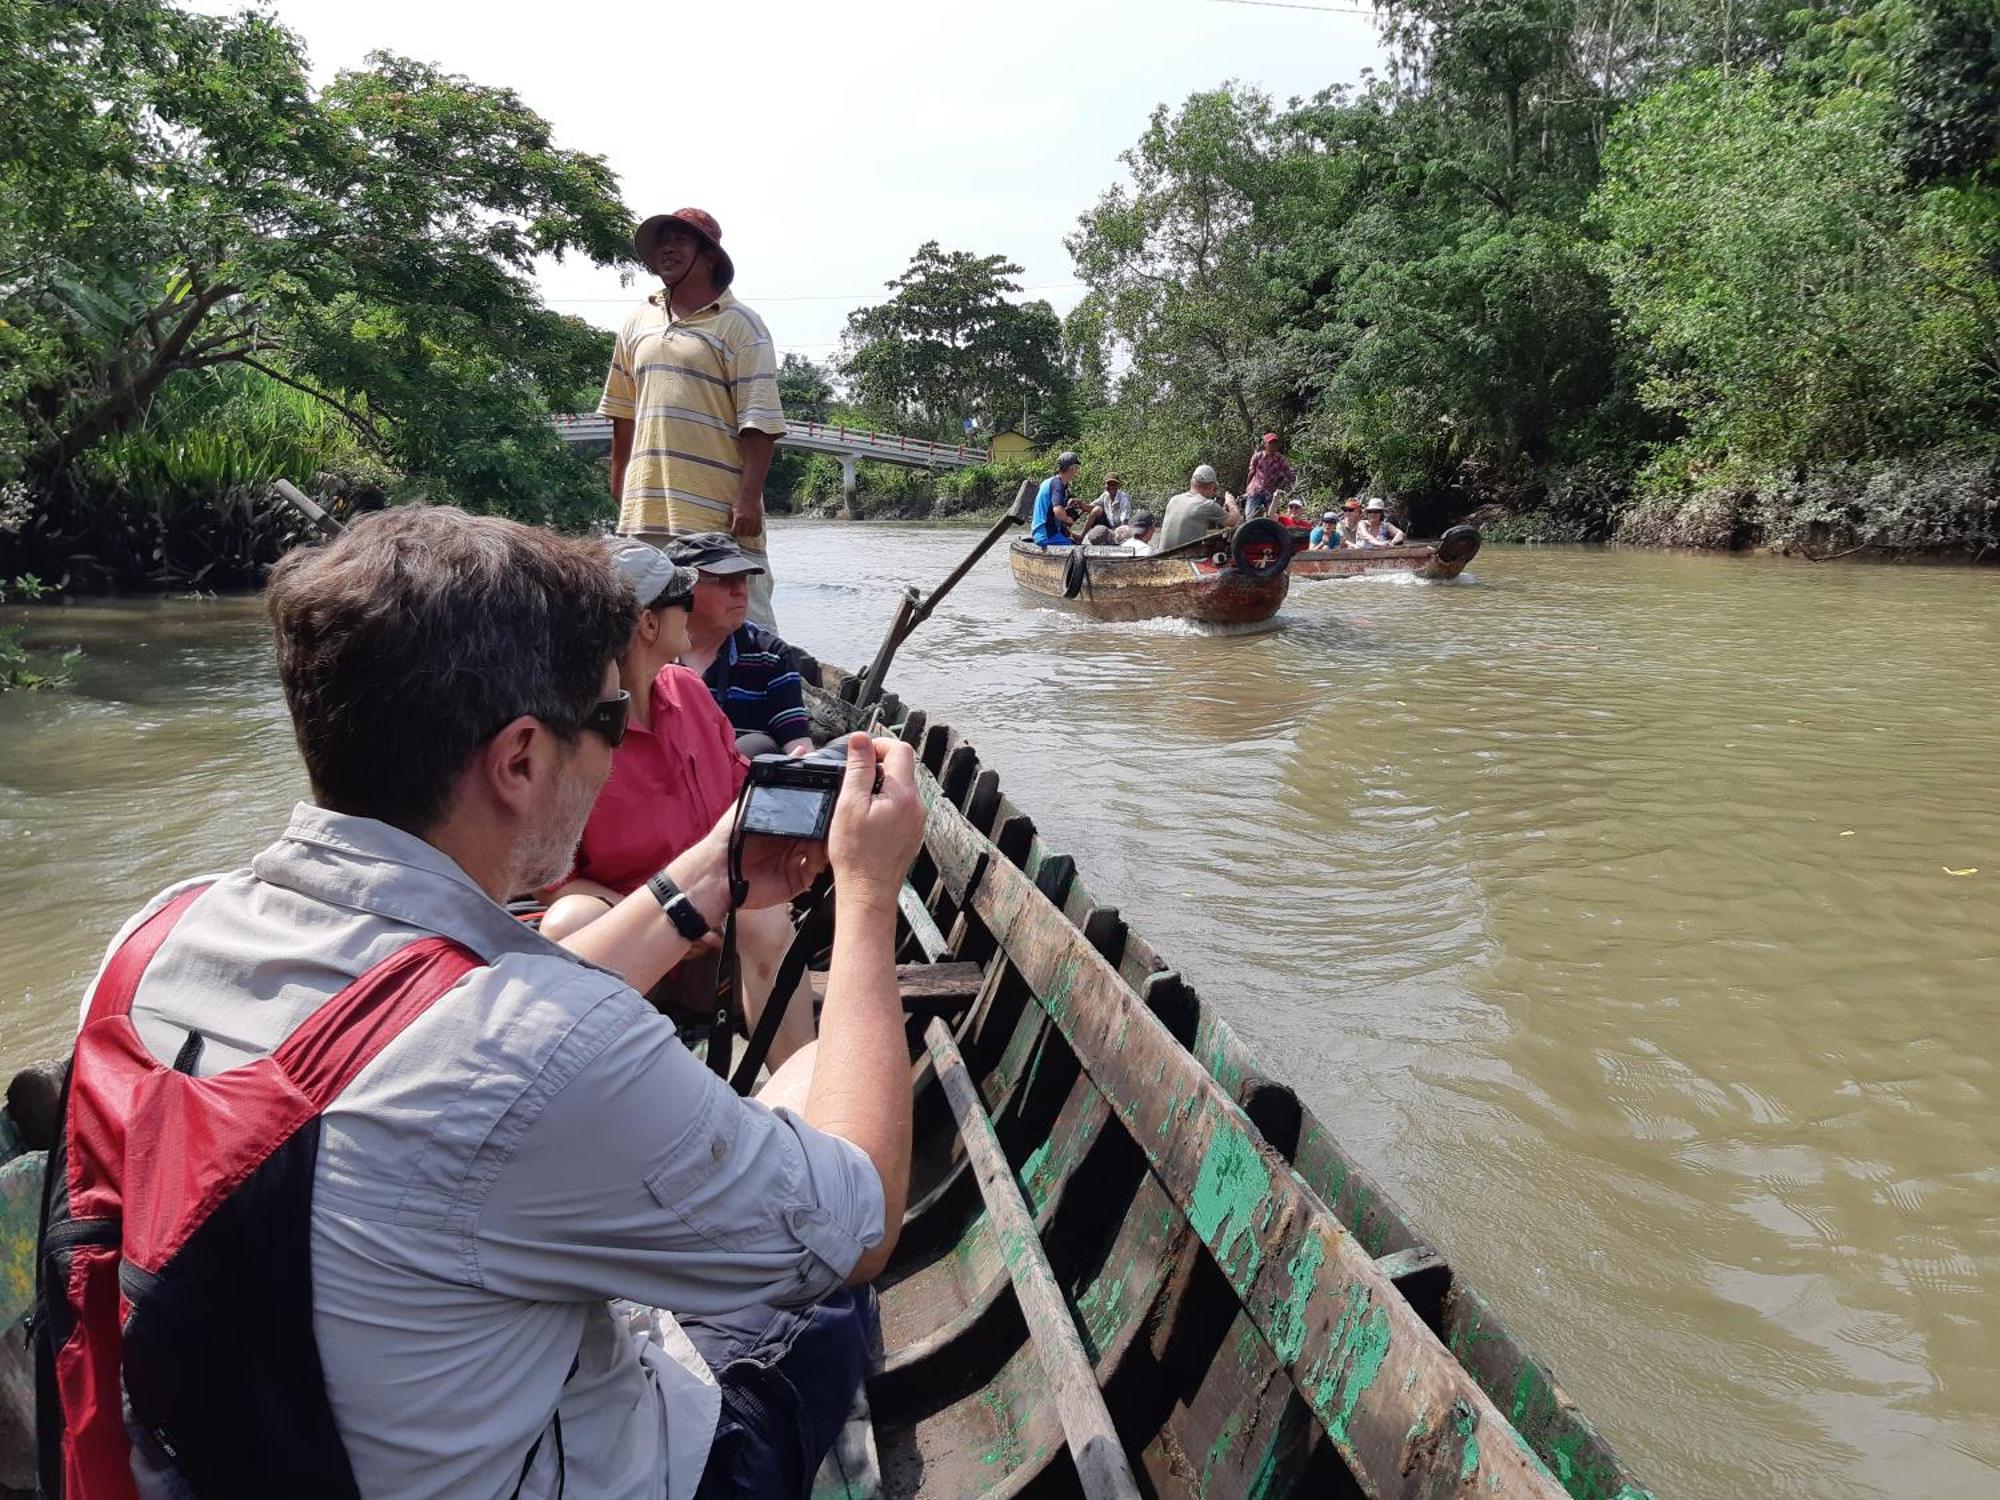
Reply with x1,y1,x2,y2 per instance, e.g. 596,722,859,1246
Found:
729,875,834,1095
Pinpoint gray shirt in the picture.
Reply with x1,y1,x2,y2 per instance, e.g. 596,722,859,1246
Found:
86,803,884,1500
1156,490,1230,553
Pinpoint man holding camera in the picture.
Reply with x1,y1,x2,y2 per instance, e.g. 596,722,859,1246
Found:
46,507,923,1498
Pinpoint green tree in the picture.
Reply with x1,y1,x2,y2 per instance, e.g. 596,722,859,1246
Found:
840,242,1073,441
0,0,629,525
776,353,836,423
1592,65,2000,473
1067,87,1289,469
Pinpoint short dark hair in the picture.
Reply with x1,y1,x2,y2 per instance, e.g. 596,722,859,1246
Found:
267,506,635,833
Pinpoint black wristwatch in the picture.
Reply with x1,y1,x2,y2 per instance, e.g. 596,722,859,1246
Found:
646,871,712,941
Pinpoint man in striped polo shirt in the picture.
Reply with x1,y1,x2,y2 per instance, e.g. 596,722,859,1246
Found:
601,208,788,628
671,532,815,759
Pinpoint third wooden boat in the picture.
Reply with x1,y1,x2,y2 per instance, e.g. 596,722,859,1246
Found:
1291,524,1482,582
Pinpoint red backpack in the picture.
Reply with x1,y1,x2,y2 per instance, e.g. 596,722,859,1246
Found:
34,884,477,1498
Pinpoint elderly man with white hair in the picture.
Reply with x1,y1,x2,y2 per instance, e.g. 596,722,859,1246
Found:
1155,464,1244,553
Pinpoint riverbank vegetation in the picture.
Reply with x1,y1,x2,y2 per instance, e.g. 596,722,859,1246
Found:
4,0,1994,584
827,1,2000,556
0,0,624,594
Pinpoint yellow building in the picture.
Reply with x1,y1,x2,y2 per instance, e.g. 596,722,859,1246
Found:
988,429,1033,462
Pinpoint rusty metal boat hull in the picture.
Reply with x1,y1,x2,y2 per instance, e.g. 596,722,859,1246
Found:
798,659,1654,1500
1292,524,1482,582
1008,542,1290,625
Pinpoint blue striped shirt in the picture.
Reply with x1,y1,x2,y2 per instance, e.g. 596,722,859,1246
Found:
701,623,808,746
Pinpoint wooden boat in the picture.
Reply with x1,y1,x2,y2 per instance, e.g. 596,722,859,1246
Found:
1009,520,1294,626
789,659,1655,1499
1291,524,1482,582
0,656,1655,1499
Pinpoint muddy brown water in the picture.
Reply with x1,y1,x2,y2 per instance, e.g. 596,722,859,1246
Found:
2,527,1995,1498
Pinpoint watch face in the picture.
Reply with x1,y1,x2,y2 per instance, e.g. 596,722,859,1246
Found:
665,893,709,940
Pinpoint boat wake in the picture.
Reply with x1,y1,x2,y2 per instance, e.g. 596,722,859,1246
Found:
1023,607,1282,638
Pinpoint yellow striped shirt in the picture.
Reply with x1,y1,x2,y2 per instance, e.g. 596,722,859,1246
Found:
598,290,787,539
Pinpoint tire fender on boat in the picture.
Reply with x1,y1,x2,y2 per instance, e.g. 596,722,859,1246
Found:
1437,524,1482,568
1062,547,1089,598
1230,517,1294,579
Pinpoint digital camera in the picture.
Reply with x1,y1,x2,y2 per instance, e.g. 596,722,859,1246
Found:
740,742,875,841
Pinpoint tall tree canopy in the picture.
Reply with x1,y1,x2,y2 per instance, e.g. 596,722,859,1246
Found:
839,243,1073,441
1062,0,1999,547
0,0,628,525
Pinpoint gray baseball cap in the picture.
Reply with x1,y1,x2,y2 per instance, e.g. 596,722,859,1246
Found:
1191,464,1219,486
605,537,697,609
664,531,766,576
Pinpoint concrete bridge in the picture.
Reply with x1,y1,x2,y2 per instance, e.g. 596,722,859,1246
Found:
551,413,987,511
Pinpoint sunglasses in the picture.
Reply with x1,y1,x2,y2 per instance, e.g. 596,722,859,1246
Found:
578,691,632,747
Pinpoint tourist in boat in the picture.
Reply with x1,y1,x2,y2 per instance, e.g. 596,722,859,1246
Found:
1156,464,1243,552
1113,509,1159,554
1242,431,1295,519
1076,473,1132,543
669,531,812,758
1335,497,1365,545
540,536,817,1070
1278,497,1313,534
1031,451,1082,546
1096,472,1131,530
1357,498,1407,547
1309,510,1342,549
600,207,787,629
45,506,924,1498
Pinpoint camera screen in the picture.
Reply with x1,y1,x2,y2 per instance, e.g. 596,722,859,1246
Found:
742,784,833,840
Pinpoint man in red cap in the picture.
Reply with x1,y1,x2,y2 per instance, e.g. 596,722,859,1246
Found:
1243,430,1294,521
600,208,788,628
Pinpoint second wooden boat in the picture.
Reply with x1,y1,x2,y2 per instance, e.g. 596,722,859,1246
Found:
1008,518,1295,626
1292,523,1482,582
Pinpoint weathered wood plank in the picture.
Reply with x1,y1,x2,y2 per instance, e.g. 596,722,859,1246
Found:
913,767,1575,1500
897,881,950,963
925,1020,1144,1500
808,962,981,1012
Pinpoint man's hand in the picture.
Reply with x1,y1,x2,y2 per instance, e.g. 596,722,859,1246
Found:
680,811,826,917
730,496,765,540
828,734,924,911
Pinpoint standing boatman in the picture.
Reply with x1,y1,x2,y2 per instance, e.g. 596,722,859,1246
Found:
600,208,788,629
1242,431,1294,520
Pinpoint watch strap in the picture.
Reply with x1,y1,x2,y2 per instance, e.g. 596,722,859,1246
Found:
646,871,711,941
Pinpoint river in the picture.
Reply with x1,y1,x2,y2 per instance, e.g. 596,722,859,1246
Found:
1,526,1995,1499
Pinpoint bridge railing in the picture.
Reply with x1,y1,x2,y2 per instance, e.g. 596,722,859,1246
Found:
785,420,985,467
551,412,988,469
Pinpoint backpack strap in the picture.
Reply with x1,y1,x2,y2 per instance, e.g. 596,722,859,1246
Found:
272,937,480,1109
83,884,213,1027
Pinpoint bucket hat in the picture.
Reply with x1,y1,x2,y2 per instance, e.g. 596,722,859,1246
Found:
633,207,735,288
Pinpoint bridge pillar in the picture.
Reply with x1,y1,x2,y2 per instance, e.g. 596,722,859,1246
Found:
840,453,860,520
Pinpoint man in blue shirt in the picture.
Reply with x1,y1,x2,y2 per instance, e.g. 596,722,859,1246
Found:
668,532,814,757
1030,453,1082,547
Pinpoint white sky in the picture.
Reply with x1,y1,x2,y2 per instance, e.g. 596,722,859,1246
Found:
219,0,1386,362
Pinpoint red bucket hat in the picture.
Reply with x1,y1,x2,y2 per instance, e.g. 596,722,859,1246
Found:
633,207,735,288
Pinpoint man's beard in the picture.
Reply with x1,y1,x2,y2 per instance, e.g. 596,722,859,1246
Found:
514,755,604,896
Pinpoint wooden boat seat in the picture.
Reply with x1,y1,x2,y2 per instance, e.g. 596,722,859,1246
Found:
808,961,983,1018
